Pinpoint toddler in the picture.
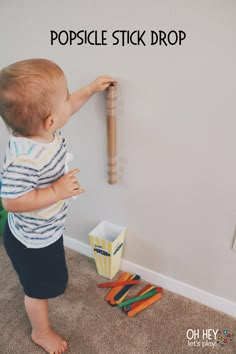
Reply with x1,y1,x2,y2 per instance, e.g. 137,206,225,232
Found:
0,58,115,353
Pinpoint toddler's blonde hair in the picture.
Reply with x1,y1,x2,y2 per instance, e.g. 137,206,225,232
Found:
0,58,64,136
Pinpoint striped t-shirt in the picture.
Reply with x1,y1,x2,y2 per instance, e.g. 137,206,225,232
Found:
0,131,69,248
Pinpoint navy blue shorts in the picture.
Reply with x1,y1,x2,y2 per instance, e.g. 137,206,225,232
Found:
3,221,68,299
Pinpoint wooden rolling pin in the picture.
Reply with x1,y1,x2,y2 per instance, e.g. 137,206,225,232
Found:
106,83,117,184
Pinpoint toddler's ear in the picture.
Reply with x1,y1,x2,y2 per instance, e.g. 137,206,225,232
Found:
44,114,55,131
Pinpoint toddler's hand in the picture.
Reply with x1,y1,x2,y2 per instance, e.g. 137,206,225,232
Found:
88,76,117,94
51,169,85,201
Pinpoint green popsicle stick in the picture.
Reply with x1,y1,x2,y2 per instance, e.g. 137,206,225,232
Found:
117,289,158,308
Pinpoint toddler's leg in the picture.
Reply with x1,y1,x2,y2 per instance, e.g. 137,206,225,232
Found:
24,295,68,354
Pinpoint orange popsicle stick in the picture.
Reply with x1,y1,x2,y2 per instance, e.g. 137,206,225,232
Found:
127,293,162,317
105,272,130,301
98,280,140,288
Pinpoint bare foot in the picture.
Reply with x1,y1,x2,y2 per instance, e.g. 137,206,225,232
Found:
31,328,68,353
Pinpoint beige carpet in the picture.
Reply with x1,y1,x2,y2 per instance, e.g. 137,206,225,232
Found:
0,238,236,354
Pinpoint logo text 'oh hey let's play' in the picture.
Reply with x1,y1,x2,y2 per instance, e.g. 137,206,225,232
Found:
186,328,234,349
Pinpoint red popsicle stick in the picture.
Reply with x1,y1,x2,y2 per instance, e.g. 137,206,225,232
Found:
98,280,140,288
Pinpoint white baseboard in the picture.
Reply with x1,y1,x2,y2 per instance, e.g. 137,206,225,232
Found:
64,235,236,318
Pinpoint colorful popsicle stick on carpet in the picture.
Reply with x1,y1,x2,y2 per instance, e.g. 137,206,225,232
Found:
118,288,158,308
98,272,163,316
105,272,130,302
113,274,140,304
98,280,140,288
127,293,163,317
124,286,163,312
123,284,156,312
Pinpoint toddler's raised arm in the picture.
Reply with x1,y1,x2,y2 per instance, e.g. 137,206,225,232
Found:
69,76,116,115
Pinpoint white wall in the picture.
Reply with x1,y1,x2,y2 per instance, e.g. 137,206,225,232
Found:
1,0,236,304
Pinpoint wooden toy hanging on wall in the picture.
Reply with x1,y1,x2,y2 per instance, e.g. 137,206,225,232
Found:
106,83,117,184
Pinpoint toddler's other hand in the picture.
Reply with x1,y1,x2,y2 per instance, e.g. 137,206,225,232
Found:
52,169,85,201
88,76,117,94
